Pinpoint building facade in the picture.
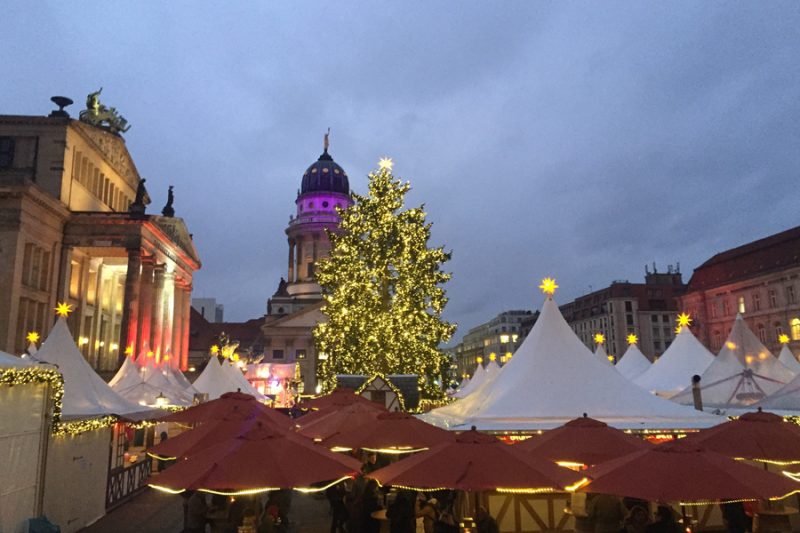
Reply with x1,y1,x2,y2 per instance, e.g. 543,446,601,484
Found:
451,310,537,377
192,297,224,323
560,268,686,361
679,225,800,355
0,96,200,372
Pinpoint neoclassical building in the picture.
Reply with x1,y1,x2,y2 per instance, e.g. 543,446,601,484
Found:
0,96,200,372
679,225,800,355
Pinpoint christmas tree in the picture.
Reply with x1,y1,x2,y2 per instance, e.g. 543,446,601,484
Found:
314,158,456,399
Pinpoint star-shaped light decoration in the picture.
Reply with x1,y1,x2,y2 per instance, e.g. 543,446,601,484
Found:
124,345,133,356
378,157,394,171
675,312,692,334
539,277,558,296
476,356,483,364
26,331,40,344
594,333,605,345
489,353,496,362
54,302,73,318
210,345,220,355
779,334,790,344
626,333,638,345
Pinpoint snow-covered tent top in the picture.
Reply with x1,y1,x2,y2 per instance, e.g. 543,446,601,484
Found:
192,356,244,400
452,363,486,399
633,327,714,397
421,294,720,430
615,343,651,380
671,316,794,411
595,344,613,367
778,345,800,375
0,350,33,368
35,317,143,417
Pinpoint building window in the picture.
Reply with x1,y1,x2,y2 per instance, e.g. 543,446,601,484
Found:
653,327,661,338
296,349,306,360
651,315,658,323
625,301,633,312
712,331,721,351
626,314,634,326
775,324,784,342
662,314,669,323
0,137,14,169
710,303,717,319
500,334,510,343
722,299,731,316
272,349,284,359
792,319,800,341
788,286,796,305
738,297,746,314
769,289,777,308
757,324,767,344
753,293,761,312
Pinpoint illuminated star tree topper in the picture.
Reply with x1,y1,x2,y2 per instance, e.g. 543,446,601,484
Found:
594,333,605,345
675,312,692,334
314,157,456,400
539,277,558,296
779,334,790,344
626,333,638,345
26,331,41,344
54,302,73,318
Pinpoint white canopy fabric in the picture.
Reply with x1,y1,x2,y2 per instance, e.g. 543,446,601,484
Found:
35,318,143,417
754,365,800,412
615,344,651,380
421,295,720,430
778,345,800,375
633,327,714,397
0,350,33,368
112,356,193,407
452,363,486,398
108,355,139,388
671,316,793,411
595,344,613,367
169,366,196,390
192,357,243,400
221,360,266,399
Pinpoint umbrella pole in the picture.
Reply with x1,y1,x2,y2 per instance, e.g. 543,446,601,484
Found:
681,504,689,533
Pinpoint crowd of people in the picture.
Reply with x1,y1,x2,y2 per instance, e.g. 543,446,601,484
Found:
184,489,291,533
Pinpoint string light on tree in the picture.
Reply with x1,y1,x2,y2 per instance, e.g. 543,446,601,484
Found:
314,157,456,399
539,278,558,296
627,333,638,345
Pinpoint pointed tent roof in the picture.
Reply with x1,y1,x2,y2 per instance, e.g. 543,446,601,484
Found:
221,360,265,400
109,355,139,388
633,327,714,397
615,344,651,380
778,345,800,375
113,356,193,407
452,362,486,399
753,369,800,412
595,344,613,367
422,295,720,430
0,350,32,368
672,318,794,411
193,357,242,400
36,317,143,417
170,366,196,390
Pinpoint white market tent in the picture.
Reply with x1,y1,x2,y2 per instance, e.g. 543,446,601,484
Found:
671,315,793,411
169,365,196,390
108,354,139,388
754,368,800,412
421,293,720,431
452,362,487,398
595,344,614,367
0,350,33,368
35,317,143,417
193,356,246,400
615,343,651,380
778,344,800,374
221,359,266,399
633,327,714,398
112,356,194,407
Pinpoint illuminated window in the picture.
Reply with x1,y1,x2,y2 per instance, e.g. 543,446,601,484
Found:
500,334,510,343
87,270,98,304
792,319,800,341
738,297,746,314
69,260,81,298
512,334,518,342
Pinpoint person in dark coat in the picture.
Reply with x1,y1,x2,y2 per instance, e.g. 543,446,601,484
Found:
475,505,500,533
326,482,349,533
387,490,417,533
645,506,683,533
361,479,383,533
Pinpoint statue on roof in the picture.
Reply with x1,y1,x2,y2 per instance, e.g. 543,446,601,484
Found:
129,178,150,217
162,185,175,217
79,87,131,134
323,128,330,153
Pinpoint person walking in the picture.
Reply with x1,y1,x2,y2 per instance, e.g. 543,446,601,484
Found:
475,506,499,533
361,479,384,533
387,490,417,533
645,506,683,533
326,481,349,533
621,505,650,533
417,496,439,533
587,493,626,533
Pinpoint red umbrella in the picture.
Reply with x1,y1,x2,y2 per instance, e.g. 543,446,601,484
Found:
679,409,800,464
148,411,288,460
580,441,800,502
158,391,291,429
367,428,586,492
148,421,362,495
516,415,651,466
321,411,455,453
295,402,384,442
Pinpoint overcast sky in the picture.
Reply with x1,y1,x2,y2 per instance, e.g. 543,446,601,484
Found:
4,2,799,339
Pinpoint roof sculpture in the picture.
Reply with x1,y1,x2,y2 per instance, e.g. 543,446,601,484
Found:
422,286,720,430
36,317,143,417
633,326,714,397
615,343,651,380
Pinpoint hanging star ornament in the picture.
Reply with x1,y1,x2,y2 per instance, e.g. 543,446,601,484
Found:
378,157,394,171
779,334,790,344
539,277,558,296
54,302,73,317
26,331,40,344
594,333,605,345
627,333,638,345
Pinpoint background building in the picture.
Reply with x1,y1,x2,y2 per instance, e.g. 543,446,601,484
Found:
451,310,537,377
192,297,224,323
0,96,200,373
560,267,686,361
679,225,800,355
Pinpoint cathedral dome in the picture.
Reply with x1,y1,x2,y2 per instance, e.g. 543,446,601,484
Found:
301,150,350,195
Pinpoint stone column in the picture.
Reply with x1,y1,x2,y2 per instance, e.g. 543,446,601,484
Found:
160,271,175,364
55,244,73,302
288,239,295,283
171,279,184,370
181,283,192,371
150,265,166,361
295,239,303,281
117,249,142,367
137,257,155,358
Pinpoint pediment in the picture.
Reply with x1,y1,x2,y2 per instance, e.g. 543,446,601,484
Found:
71,121,141,188
151,215,201,266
